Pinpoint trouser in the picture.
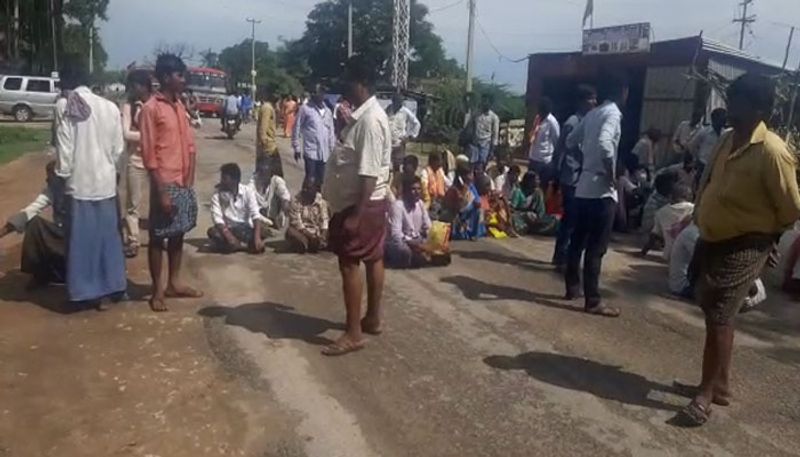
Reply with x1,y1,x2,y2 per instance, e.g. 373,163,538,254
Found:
565,197,616,308
391,144,406,171
304,157,326,185
552,184,576,265
528,160,554,187
124,164,148,248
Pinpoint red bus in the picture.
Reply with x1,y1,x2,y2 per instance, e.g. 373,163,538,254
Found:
186,67,228,117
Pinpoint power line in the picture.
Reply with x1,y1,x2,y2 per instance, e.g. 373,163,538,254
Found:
428,0,465,13
733,0,756,50
475,17,527,63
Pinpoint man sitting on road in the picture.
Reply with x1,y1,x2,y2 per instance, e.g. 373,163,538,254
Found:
208,163,267,254
0,161,68,288
249,158,291,231
386,176,451,269
641,184,694,260
285,176,330,254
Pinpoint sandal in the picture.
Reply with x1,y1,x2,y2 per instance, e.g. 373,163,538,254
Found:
585,304,621,318
124,244,139,259
322,338,366,357
679,399,712,427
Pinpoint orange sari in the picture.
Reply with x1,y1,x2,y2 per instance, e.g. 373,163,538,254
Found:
283,100,298,137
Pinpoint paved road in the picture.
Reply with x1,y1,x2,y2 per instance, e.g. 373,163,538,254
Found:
187,122,800,457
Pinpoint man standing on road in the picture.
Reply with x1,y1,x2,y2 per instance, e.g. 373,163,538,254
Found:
293,83,335,185
672,109,703,164
563,73,628,318
528,96,560,187
54,59,127,310
678,74,800,426
689,107,727,183
466,94,499,171
140,54,204,312
386,93,421,172
551,85,597,270
256,87,282,175
322,57,392,356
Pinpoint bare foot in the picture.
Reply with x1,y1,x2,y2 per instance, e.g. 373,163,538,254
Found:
149,296,169,312
165,284,204,299
361,317,383,335
96,301,111,312
322,335,366,356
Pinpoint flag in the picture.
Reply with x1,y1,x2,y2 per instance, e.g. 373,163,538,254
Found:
583,0,594,28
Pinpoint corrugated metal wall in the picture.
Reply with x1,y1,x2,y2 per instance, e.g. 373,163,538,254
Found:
640,66,696,167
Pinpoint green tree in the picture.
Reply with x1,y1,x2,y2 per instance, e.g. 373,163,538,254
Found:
291,0,459,84
61,0,110,75
217,39,304,96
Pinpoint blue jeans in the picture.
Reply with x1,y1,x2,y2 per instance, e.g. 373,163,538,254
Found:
469,144,491,167
304,157,326,185
552,185,576,265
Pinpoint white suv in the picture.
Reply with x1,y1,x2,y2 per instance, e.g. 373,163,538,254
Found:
0,75,60,122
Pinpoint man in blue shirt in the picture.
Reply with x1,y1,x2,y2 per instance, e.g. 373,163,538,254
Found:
221,90,241,131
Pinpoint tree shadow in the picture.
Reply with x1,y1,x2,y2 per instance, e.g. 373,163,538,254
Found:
484,351,680,412
440,275,585,314
0,269,151,314
456,250,554,272
198,302,343,347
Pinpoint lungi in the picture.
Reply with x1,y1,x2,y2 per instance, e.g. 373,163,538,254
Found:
329,200,388,262
695,233,775,325
66,197,127,302
21,216,66,284
149,184,198,240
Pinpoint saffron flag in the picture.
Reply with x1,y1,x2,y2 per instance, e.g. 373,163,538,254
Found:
583,0,594,28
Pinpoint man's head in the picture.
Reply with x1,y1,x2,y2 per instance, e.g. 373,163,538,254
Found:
301,175,319,199
480,94,493,113
219,163,242,192
391,93,404,110
476,174,493,196
645,128,663,143
598,71,629,107
402,175,423,204
670,184,692,204
155,53,187,94
59,55,90,91
402,154,419,175
537,96,553,117
309,83,327,106
710,107,728,132
654,171,679,198
255,156,280,182
456,166,474,186
726,73,775,132
126,70,152,102
576,84,598,115
428,151,442,170
342,55,376,107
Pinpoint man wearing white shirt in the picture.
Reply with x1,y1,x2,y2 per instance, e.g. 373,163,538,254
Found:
386,93,421,171
323,57,392,356
528,97,560,186
207,163,266,254
672,110,703,162
54,60,126,307
563,74,628,318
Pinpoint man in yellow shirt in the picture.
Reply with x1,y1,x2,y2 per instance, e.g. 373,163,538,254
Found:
256,88,282,174
679,74,800,426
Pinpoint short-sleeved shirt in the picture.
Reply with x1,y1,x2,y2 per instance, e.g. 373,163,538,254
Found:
696,122,800,242
139,92,197,187
652,201,694,260
323,96,392,214
529,113,560,164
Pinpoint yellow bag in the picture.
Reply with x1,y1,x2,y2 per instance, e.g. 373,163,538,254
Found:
427,221,452,254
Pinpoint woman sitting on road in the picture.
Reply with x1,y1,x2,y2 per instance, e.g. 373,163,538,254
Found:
477,174,518,239
512,171,559,236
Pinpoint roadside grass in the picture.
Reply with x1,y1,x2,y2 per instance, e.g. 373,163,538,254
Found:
0,125,50,164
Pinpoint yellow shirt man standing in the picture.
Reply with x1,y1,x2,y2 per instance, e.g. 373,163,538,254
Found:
256,90,281,173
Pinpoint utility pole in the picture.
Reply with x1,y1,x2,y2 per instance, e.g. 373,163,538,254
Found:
347,0,354,58
733,0,756,50
391,0,410,90
88,22,94,74
783,26,796,70
50,0,58,71
246,18,261,100
465,0,476,94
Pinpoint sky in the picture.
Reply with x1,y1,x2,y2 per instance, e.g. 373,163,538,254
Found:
101,0,800,93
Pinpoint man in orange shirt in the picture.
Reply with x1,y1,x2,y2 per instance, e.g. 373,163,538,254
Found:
139,54,203,312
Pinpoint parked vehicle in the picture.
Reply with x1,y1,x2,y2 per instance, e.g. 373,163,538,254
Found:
0,75,60,122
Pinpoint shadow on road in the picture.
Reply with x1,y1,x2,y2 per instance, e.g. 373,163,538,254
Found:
455,250,555,272
484,351,680,412
0,269,150,314
198,302,343,346
441,275,584,314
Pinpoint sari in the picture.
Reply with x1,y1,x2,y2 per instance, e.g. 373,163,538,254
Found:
443,183,486,240
512,188,559,236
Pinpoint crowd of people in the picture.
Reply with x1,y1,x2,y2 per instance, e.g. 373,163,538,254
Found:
0,48,798,426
